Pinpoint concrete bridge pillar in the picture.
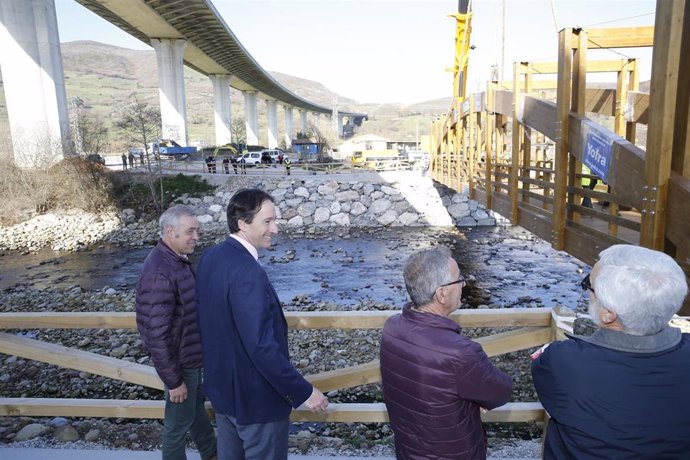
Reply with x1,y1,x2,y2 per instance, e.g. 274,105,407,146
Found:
337,114,344,138
243,91,259,146
0,0,70,167
284,106,294,148
266,99,278,149
209,74,232,146
299,110,308,134
150,38,188,146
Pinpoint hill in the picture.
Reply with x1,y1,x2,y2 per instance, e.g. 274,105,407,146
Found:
55,40,448,149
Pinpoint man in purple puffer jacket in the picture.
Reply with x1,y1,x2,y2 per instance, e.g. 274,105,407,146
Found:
380,246,512,460
136,205,217,460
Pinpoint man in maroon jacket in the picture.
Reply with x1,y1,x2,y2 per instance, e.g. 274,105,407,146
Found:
380,246,512,460
136,205,217,460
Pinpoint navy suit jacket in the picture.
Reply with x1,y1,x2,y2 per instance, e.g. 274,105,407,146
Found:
196,237,313,424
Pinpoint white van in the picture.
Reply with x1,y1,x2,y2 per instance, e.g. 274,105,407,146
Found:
239,152,262,165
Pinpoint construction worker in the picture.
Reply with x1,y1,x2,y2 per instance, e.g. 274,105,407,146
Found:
581,165,597,208
284,156,292,175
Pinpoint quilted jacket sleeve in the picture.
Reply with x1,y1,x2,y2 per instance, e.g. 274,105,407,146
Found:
136,272,183,389
454,340,513,410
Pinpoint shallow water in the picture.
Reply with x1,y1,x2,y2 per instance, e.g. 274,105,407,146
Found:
0,226,588,309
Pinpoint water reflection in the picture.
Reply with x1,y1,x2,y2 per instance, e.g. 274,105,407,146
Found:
0,226,588,309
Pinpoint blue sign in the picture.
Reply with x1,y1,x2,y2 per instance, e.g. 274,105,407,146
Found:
581,121,613,181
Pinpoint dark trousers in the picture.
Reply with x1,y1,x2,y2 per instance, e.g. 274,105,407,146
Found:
216,413,289,460
162,368,217,460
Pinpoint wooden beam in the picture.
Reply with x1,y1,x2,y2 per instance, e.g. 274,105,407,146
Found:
530,59,628,74
0,312,136,330
0,309,553,330
0,398,544,424
552,28,574,250
0,332,163,390
475,327,552,357
625,91,650,125
576,26,654,48
640,0,686,250
305,360,381,393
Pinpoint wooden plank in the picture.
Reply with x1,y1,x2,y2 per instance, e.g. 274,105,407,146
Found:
475,327,552,357
451,308,552,327
531,60,627,74
494,90,513,116
0,398,168,419
0,332,163,390
563,222,624,265
585,89,615,116
520,189,554,205
0,398,544,424
491,192,513,219
517,206,553,243
666,172,690,255
0,312,136,330
640,0,686,249
576,26,654,48
552,28,573,250
0,309,550,331
510,64,523,224
566,202,641,231
521,96,557,140
305,360,381,392
626,91,650,125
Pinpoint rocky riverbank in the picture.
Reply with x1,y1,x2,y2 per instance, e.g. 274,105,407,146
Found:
0,172,501,253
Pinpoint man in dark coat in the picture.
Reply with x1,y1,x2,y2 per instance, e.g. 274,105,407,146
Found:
380,247,512,460
135,205,216,460
196,188,328,460
532,244,690,459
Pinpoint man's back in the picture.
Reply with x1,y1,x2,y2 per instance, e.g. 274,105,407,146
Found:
533,330,690,459
380,308,512,460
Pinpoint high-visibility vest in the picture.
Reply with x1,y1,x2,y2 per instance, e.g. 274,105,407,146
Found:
581,165,593,187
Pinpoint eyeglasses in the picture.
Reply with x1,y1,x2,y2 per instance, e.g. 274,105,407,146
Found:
440,276,466,289
580,273,594,294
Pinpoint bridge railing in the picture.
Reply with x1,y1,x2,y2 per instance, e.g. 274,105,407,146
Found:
431,12,690,313
0,308,572,424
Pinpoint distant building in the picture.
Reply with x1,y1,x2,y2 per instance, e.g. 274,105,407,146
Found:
292,138,320,162
338,134,390,158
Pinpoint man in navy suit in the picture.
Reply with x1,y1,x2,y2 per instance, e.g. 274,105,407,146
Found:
196,188,328,460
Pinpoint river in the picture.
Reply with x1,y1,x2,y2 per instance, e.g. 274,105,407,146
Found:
0,225,588,310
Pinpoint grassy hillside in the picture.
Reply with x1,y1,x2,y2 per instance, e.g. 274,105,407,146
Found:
56,41,447,150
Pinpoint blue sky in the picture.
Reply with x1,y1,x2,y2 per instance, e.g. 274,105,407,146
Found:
55,0,657,104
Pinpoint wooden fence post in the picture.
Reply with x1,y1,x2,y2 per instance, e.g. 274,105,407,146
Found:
552,28,574,250
640,0,687,250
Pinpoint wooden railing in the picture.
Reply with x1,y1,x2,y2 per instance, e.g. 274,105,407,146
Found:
0,308,576,424
430,5,690,312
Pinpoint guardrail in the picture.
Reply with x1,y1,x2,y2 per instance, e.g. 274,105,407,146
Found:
0,307,576,424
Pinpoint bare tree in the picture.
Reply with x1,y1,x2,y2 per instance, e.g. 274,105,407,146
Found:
116,97,164,211
306,122,337,162
231,117,246,148
78,113,109,157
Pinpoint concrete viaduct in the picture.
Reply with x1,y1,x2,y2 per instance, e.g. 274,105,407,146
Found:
0,0,367,166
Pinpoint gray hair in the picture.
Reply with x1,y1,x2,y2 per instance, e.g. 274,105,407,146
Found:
593,244,688,335
404,246,454,307
159,205,197,238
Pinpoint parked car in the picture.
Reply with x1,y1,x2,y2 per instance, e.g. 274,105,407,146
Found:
238,152,262,165
85,154,105,165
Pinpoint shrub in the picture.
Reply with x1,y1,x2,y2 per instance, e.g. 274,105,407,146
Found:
0,156,116,225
